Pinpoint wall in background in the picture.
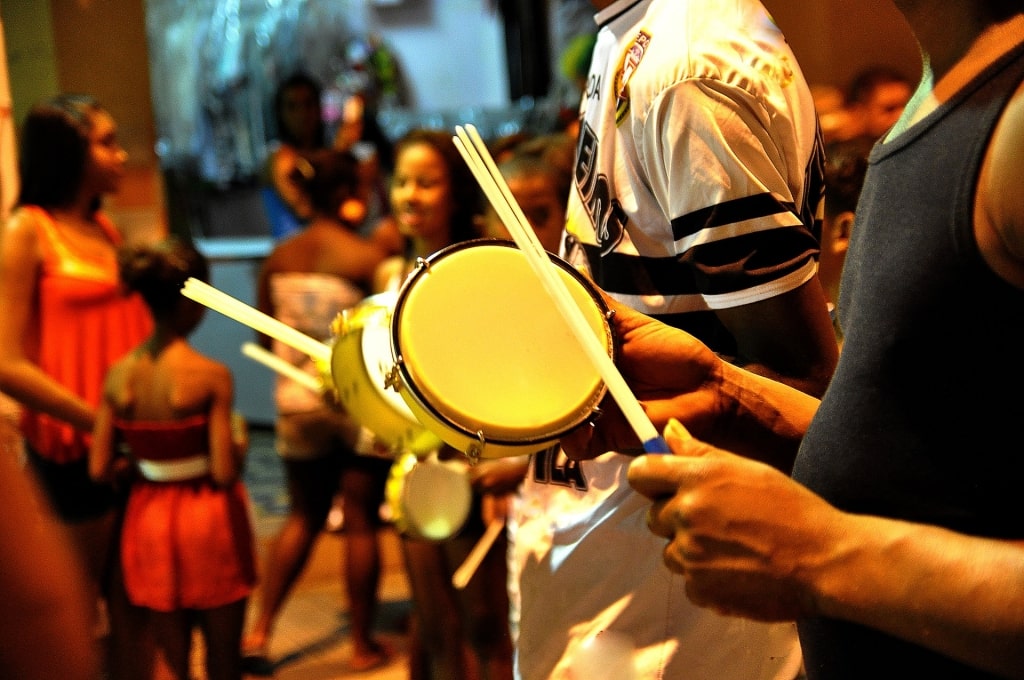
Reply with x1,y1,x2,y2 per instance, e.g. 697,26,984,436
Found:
0,0,923,240
765,0,921,90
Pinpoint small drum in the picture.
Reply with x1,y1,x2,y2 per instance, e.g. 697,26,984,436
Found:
331,293,443,457
390,239,612,460
385,451,472,541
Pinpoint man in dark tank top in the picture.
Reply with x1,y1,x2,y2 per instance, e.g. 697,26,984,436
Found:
569,2,1024,678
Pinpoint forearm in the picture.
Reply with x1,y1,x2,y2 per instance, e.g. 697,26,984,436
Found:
0,361,94,432
813,514,1024,678
710,361,818,471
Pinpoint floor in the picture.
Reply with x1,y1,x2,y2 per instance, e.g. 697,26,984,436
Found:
231,426,415,680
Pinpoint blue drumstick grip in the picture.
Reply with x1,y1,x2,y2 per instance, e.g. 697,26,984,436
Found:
642,436,671,454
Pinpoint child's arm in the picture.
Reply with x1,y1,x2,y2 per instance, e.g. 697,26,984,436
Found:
208,362,241,486
230,410,249,470
88,372,119,484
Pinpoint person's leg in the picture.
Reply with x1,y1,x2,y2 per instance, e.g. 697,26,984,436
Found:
67,488,152,680
340,455,392,670
242,454,340,659
149,609,192,680
199,599,248,680
447,523,514,680
402,536,468,679
104,537,156,680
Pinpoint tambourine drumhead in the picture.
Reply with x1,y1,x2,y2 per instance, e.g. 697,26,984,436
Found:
386,452,471,541
331,293,442,457
391,239,611,459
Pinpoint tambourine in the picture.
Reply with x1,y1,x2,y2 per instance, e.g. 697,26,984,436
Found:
330,293,443,457
385,451,472,541
388,239,612,460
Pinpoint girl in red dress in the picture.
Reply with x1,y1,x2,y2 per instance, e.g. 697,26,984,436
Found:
91,237,256,680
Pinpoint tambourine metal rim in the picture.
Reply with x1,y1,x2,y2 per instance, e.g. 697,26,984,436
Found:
388,238,612,457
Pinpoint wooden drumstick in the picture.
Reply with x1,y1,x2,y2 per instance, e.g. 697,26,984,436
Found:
451,519,505,590
182,277,332,364
240,342,322,394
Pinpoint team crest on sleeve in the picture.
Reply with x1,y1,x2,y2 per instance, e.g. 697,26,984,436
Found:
614,30,651,125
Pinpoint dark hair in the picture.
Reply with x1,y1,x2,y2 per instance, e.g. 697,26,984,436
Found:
119,237,209,319
393,128,481,246
984,2,1024,22
273,72,326,148
289,148,362,217
512,132,576,201
845,66,911,106
17,94,104,211
823,135,874,217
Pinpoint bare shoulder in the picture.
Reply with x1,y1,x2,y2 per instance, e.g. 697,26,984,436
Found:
262,231,311,273
0,207,43,257
195,351,233,384
101,355,134,401
976,78,1024,288
185,351,234,405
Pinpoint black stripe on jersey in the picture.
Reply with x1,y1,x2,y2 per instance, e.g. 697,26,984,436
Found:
579,225,818,298
670,193,797,241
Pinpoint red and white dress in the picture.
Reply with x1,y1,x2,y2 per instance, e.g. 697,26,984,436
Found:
116,415,256,612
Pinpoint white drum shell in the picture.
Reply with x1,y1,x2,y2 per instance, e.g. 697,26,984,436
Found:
331,293,443,457
386,452,472,541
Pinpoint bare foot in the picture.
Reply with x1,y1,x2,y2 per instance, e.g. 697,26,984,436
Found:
349,640,392,673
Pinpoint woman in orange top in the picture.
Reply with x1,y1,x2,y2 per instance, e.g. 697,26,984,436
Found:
0,95,154,675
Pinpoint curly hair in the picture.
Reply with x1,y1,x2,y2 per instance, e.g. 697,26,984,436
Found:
288,148,362,217
118,237,209,319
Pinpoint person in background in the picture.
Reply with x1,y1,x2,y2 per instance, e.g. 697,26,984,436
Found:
480,136,572,254
90,237,256,680
585,2,1024,678
818,134,874,344
329,58,402,257
245,147,393,675
0,413,101,680
488,131,537,165
811,83,863,144
0,93,155,680
844,64,914,140
375,128,514,680
508,0,840,678
263,72,329,239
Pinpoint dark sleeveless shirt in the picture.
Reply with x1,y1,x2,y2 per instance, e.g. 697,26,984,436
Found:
792,44,1024,679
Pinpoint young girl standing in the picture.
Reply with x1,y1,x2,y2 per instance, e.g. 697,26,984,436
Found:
90,238,256,680
378,129,514,680
245,147,393,674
